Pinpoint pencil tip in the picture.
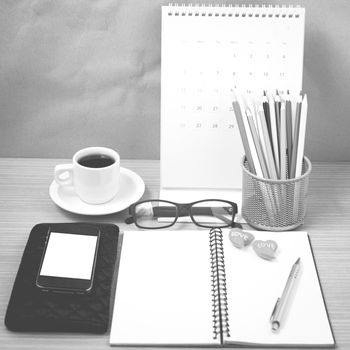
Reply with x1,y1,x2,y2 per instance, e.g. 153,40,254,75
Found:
302,94,308,107
295,257,301,264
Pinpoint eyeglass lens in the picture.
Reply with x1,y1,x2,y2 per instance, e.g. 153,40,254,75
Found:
191,200,234,227
134,201,177,228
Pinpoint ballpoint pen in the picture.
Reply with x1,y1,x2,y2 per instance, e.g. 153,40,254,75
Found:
270,257,301,331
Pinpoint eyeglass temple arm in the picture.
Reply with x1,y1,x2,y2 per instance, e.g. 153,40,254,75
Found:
211,213,234,225
163,206,234,215
154,207,237,227
151,206,234,217
160,207,239,227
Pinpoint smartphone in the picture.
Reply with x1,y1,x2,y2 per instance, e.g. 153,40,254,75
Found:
36,225,100,294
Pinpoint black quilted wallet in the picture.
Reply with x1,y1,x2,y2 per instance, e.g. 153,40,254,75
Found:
5,222,119,333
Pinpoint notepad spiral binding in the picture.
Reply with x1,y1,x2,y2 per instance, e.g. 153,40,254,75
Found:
209,228,230,340
166,4,302,18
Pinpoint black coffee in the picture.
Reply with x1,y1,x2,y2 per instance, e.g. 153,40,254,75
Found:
78,154,115,168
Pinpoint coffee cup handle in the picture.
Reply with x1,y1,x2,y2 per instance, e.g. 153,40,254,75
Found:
54,164,74,187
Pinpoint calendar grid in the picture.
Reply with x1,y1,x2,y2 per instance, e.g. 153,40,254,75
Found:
161,5,305,191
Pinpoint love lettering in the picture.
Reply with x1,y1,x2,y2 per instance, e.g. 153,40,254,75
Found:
228,228,255,249
255,241,277,250
253,240,278,260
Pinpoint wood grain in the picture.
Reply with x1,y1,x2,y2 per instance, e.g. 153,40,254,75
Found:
0,158,349,349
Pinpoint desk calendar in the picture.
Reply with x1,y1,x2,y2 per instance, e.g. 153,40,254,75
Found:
160,4,305,202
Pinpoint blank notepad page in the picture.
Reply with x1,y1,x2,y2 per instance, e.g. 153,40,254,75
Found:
110,230,219,346
223,231,334,346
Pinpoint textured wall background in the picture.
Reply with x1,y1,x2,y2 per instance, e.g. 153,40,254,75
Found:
0,0,349,160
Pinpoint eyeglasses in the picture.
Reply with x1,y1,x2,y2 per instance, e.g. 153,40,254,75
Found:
125,199,238,229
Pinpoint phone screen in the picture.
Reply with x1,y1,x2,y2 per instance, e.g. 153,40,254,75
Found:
37,231,99,292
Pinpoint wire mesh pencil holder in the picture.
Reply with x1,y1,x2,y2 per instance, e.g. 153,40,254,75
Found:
241,156,312,231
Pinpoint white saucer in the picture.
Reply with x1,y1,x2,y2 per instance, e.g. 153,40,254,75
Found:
49,167,145,215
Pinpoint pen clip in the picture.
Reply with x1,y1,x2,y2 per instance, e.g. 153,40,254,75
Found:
270,298,280,321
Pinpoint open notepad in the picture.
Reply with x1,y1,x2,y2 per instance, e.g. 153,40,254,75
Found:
110,230,335,347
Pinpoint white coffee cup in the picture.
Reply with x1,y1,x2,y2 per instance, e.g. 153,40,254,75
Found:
54,147,120,204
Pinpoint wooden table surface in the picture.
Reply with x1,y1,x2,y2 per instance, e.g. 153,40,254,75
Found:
0,158,349,350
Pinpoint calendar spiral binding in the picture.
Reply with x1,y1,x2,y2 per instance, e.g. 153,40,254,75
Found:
166,3,303,18
209,228,230,341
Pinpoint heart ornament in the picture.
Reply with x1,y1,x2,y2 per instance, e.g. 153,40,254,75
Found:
253,240,278,260
229,228,255,249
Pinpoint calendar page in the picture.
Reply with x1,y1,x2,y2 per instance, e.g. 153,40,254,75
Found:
160,5,305,198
